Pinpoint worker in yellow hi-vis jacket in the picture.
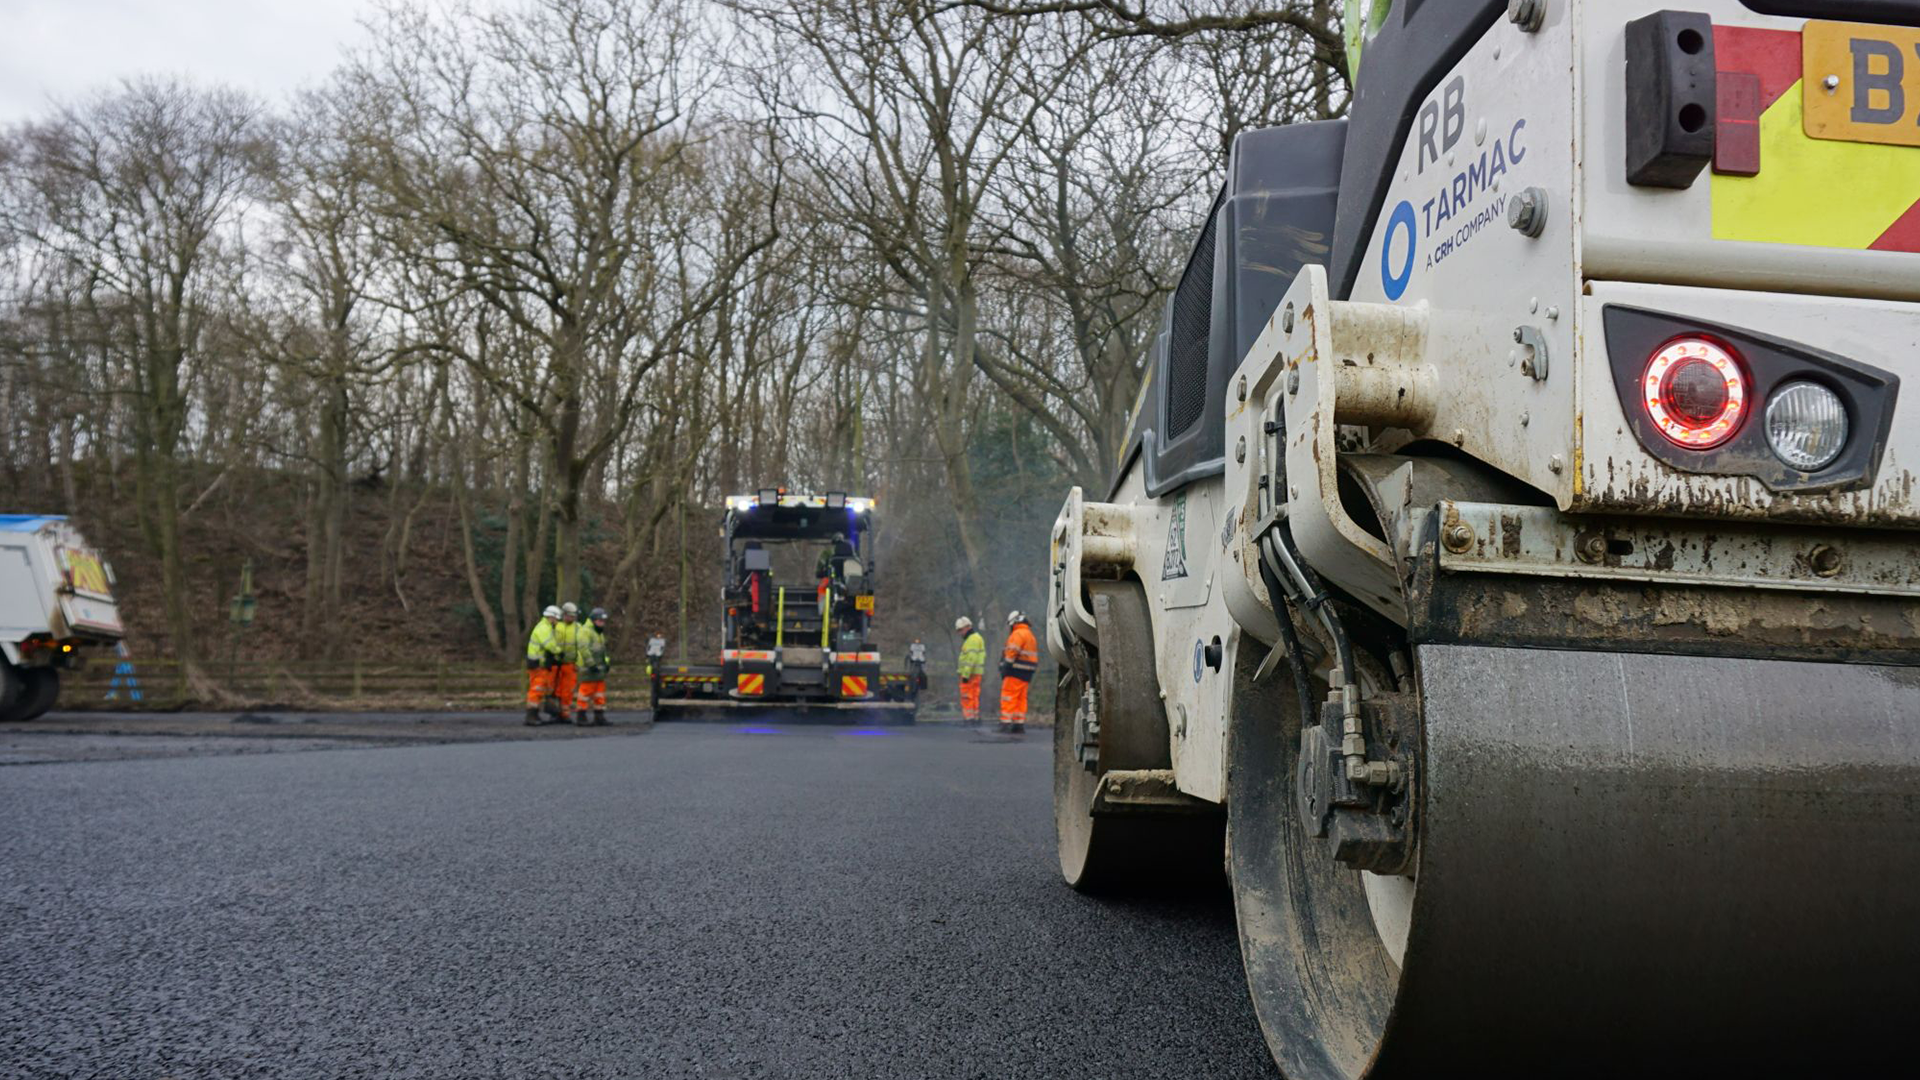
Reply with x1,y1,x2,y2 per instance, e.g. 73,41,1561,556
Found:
525,605,563,725
955,616,986,725
552,602,580,724
573,607,612,727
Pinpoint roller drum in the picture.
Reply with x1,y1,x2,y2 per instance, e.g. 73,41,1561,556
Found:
1396,645,1920,1071
1238,643,1920,1076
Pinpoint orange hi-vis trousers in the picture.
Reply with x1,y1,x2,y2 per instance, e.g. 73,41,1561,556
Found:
576,680,607,712
527,666,555,707
999,674,1030,725
553,664,578,718
959,676,982,721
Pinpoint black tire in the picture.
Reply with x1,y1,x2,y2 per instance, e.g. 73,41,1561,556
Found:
0,661,23,722
1053,580,1223,893
1227,642,1399,1080
16,664,58,714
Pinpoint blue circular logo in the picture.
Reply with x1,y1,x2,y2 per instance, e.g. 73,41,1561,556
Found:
1380,200,1417,301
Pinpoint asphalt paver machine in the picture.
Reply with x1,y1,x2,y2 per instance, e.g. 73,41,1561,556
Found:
651,489,924,719
1045,2,1920,1074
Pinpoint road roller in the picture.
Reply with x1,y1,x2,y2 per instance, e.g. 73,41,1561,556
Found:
1046,1,1920,1074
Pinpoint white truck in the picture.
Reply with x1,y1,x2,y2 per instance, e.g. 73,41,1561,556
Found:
1047,1,1920,1075
0,515,125,721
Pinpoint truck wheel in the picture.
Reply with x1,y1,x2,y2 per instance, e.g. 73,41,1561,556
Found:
0,662,22,721
15,668,59,721
1053,580,1222,892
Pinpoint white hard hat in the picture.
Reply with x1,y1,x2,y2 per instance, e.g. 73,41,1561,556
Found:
1006,610,1025,627
543,605,562,619
954,616,973,632
562,602,579,615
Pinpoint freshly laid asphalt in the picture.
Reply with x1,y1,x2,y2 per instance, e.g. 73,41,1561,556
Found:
0,717,1278,1078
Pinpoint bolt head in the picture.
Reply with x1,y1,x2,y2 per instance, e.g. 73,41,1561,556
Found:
1282,304,1295,334
1236,374,1247,401
1442,522,1474,553
1576,533,1608,564
1235,435,1247,463
1508,187,1548,237
1809,544,1844,577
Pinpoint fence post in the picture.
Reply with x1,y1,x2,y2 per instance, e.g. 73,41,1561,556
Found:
352,658,363,701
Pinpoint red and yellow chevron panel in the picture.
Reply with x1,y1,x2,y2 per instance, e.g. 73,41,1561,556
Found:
737,673,765,696
840,675,868,697
1711,22,1920,253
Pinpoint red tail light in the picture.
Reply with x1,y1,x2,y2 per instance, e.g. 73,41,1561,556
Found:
1643,337,1745,448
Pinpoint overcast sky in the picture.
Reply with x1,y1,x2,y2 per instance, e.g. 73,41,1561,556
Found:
0,0,379,123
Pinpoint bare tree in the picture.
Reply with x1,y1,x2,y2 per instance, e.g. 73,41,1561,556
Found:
249,82,401,655
1,78,262,665
736,0,1082,616
354,0,778,620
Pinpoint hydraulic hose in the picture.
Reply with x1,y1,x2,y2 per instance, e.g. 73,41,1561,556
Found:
1257,548,1318,732
1263,526,1371,783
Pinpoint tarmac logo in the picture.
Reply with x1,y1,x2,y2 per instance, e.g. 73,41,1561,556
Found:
841,675,868,697
1162,492,1189,580
738,673,766,696
1380,200,1417,301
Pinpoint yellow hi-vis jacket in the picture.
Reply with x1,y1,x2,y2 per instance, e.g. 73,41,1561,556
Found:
575,621,611,679
526,618,561,667
957,631,986,680
554,620,578,665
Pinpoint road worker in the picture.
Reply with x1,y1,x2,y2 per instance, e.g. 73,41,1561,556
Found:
525,605,563,725
999,610,1040,736
816,533,851,625
553,602,580,724
574,607,611,726
955,616,986,725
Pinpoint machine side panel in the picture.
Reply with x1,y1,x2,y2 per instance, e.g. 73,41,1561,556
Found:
1346,6,1580,506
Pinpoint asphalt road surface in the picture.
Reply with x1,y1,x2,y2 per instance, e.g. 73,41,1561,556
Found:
0,716,1277,1078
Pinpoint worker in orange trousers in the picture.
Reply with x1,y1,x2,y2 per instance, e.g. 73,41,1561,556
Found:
525,605,563,725
999,610,1039,736
955,615,986,724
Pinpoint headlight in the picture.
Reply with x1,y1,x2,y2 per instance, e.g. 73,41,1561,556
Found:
1764,381,1848,472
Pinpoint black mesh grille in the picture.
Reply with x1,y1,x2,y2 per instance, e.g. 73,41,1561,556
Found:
1165,190,1223,440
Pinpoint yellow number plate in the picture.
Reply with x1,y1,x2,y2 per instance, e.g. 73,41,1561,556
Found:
855,595,875,614
1803,20,1920,148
